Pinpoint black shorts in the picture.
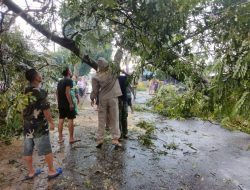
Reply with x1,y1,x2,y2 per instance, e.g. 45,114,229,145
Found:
59,107,76,119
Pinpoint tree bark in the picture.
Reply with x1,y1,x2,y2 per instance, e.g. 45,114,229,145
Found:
2,0,98,70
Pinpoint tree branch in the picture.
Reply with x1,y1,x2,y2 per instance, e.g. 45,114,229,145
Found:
2,0,98,70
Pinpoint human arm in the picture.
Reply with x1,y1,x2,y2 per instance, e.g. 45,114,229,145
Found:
43,109,55,130
66,86,74,111
90,77,100,106
37,89,55,130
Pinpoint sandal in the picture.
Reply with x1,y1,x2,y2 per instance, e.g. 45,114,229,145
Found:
48,168,63,180
69,139,81,144
58,139,64,144
96,143,103,149
24,168,43,180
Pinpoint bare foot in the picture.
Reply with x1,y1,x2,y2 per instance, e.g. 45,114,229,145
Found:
58,139,64,143
28,169,35,177
48,168,57,176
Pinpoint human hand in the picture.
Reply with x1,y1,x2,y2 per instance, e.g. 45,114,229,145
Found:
91,100,95,107
70,103,74,111
50,123,55,131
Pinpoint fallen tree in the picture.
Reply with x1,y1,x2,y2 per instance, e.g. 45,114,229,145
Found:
2,0,98,70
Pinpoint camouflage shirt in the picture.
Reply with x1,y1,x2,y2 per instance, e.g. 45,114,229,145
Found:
23,86,50,138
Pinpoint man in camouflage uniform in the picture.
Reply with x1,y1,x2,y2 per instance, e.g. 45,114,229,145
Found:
90,57,122,148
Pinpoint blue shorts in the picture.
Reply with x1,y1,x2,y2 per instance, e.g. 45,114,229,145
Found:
23,134,52,156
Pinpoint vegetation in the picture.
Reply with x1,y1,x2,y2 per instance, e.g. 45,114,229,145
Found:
149,84,250,133
134,104,149,112
0,0,249,140
136,82,147,91
136,121,155,147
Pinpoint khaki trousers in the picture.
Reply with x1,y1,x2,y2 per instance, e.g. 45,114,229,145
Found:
96,97,120,141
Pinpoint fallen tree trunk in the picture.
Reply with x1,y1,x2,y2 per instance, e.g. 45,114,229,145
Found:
2,0,98,70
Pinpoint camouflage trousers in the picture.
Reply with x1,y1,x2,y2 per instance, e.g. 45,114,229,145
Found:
119,98,128,137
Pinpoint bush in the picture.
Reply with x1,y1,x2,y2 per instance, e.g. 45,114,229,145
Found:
0,89,33,142
149,85,210,119
148,85,250,134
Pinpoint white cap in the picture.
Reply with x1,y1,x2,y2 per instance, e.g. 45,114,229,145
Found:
97,57,109,70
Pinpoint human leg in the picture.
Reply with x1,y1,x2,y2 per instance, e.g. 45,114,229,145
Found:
109,98,121,145
58,119,64,142
68,119,75,143
45,153,57,175
119,99,128,138
24,156,35,177
36,135,61,177
58,107,67,142
96,99,107,146
65,107,77,143
23,138,35,177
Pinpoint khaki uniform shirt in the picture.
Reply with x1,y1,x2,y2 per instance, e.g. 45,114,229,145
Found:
90,70,122,101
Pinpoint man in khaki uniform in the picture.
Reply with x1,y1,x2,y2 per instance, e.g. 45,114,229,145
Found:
90,57,122,148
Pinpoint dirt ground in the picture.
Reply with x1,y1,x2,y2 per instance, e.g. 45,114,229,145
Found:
0,92,250,190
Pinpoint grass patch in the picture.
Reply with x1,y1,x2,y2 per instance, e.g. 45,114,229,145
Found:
84,179,93,188
134,104,149,112
164,142,179,150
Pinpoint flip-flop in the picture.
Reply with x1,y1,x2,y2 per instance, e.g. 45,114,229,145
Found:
58,139,64,143
96,143,103,149
112,143,122,147
69,139,81,144
48,168,63,180
24,168,43,180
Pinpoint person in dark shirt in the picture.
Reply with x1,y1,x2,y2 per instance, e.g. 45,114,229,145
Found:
118,75,129,139
56,67,78,144
23,69,62,180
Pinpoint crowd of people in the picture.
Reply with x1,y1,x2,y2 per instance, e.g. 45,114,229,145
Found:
22,57,135,180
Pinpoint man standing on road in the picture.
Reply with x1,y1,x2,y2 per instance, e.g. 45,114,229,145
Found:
90,57,122,148
56,67,78,144
118,75,129,139
23,69,62,180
